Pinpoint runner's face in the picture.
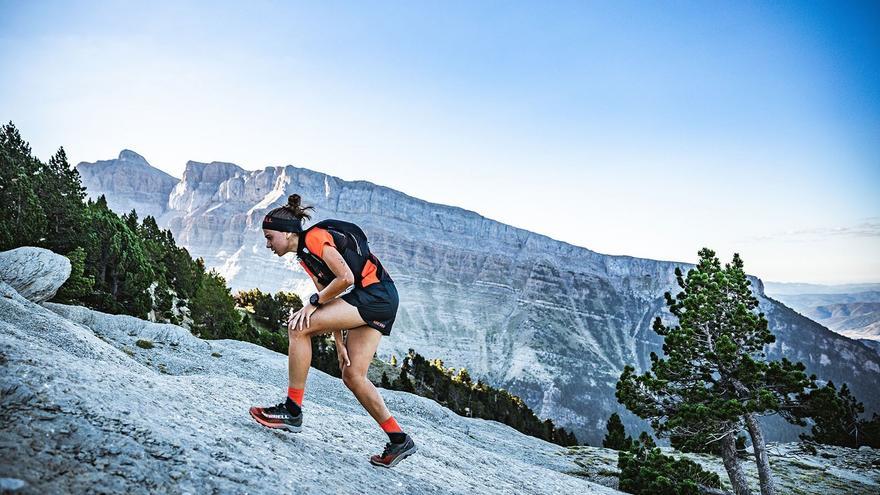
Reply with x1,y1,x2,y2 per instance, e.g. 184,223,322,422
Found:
263,229,297,256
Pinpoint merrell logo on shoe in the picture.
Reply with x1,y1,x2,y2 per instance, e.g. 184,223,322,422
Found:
263,413,289,420
372,321,386,328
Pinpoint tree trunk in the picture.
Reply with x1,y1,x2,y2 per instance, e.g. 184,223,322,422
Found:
720,430,753,495
745,413,776,495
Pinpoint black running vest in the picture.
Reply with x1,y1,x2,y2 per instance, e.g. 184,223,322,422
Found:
295,219,391,288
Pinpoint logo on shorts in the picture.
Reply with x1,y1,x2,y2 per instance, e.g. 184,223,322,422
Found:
372,320,386,329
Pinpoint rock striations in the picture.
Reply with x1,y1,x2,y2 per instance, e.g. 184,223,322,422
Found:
0,247,621,494
75,153,880,445
0,247,70,303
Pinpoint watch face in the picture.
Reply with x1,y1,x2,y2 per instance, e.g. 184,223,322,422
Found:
310,293,319,306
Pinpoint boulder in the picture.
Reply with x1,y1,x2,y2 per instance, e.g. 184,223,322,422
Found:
0,247,70,303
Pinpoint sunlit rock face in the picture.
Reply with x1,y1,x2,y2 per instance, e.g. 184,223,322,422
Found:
77,153,880,445
77,150,178,221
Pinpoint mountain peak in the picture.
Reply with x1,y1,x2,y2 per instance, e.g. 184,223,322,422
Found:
117,149,150,166
181,160,246,184
75,151,178,220
183,159,245,170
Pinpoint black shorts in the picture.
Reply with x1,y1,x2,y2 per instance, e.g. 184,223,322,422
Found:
341,280,399,335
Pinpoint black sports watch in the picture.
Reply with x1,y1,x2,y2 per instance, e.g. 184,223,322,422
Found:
309,293,322,308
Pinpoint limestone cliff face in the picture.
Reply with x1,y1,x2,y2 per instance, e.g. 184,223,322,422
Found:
77,150,178,220
77,153,880,445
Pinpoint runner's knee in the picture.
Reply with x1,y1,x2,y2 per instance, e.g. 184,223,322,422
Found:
342,368,365,389
287,327,313,340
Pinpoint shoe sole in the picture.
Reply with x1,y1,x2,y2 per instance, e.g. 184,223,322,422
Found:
249,408,302,433
370,444,418,468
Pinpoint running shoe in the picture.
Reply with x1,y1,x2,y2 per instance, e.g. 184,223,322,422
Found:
370,434,417,468
249,398,302,432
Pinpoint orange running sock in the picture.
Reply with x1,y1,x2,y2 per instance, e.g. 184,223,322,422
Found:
287,387,304,406
379,416,402,433
380,416,406,443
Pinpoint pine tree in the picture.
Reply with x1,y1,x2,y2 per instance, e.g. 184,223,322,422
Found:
234,288,265,309
81,198,154,317
190,269,243,339
380,371,392,389
616,248,814,495
54,247,95,303
0,122,46,249
862,414,880,448
603,412,632,451
253,290,281,327
394,368,415,393
137,214,184,321
123,209,139,232
798,382,867,447
618,431,721,495
40,147,86,254
454,367,473,386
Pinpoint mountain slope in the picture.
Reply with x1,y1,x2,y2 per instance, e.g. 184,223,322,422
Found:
4,249,877,495
76,153,880,445
0,248,619,495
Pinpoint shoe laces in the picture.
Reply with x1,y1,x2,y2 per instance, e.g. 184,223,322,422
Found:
265,402,288,415
380,442,393,457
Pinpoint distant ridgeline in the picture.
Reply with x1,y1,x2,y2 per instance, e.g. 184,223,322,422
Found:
0,122,576,447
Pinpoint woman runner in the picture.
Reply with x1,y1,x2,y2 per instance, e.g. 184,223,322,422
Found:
249,194,417,468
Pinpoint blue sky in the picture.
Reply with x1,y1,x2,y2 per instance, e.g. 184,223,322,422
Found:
1,1,878,283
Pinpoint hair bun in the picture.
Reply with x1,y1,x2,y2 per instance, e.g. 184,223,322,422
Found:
266,193,313,223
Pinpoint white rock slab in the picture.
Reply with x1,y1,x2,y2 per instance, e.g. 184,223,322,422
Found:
0,246,70,303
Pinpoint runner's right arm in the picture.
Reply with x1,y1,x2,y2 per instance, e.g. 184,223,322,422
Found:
289,269,325,325
306,270,351,362
290,266,348,340
302,266,349,365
